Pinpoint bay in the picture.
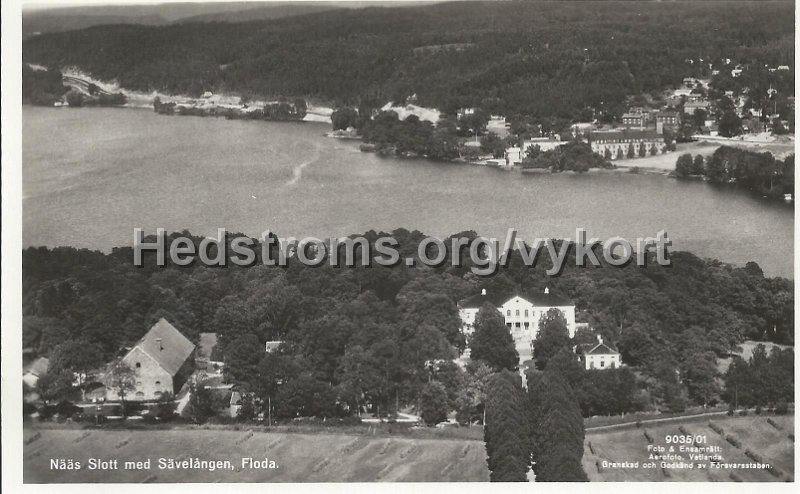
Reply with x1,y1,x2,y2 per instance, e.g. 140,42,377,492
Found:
22,106,793,277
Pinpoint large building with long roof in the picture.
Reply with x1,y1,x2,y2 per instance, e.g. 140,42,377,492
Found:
458,288,577,345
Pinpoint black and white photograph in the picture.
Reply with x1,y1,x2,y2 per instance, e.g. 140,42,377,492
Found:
2,0,797,487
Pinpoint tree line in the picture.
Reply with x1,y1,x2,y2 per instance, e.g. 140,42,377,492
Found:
478,308,590,481
675,147,794,198
22,1,795,123
24,229,793,427
22,64,67,105
722,343,793,409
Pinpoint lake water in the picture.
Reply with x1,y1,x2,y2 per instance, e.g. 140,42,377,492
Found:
22,107,794,278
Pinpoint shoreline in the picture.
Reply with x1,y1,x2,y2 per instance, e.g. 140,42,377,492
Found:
39,67,794,175
20,103,795,279
24,103,790,184
24,102,794,203
25,100,674,176
56,67,336,123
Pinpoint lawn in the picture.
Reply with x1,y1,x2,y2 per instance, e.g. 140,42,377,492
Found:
583,413,794,482
614,141,720,172
23,426,490,482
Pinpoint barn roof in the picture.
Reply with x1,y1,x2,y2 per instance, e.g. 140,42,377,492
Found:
130,319,195,376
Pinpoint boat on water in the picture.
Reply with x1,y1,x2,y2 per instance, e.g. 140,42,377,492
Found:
784,193,792,202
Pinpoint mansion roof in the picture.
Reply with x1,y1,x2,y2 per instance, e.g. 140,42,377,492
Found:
459,289,572,309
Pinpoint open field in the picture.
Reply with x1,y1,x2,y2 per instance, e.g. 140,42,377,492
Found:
584,413,794,481
23,427,489,482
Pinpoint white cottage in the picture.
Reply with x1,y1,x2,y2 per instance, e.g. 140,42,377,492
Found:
577,335,621,370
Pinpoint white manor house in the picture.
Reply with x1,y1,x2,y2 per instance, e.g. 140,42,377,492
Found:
458,288,577,348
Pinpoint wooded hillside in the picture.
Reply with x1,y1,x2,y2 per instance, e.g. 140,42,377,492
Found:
22,1,795,121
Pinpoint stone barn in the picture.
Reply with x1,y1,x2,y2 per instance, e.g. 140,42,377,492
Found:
121,318,196,401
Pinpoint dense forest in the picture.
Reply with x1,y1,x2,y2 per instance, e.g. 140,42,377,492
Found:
675,147,794,197
22,64,67,105
24,229,793,419
22,1,795,122
23,65,127,107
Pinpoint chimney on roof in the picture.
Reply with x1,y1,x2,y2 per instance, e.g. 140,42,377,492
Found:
481,288,487,296
156,338,163,351
597,335,603,345
544,287,549,294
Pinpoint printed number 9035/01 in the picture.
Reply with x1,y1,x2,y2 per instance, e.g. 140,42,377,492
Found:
665,435,706,444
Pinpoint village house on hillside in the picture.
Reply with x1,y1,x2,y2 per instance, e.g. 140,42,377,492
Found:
683,100,710,115
621,112,646,129
576,335,621,370
117,318,196,401
458,288,577,349
655,109,680,134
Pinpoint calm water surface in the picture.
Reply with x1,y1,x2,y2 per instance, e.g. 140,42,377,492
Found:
22,107,794,277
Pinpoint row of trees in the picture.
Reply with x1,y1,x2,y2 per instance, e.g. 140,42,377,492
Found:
484,371,529,481
528,367,587,481
675,147,795,197
722,344,793,408
483,366,589,482
674,153,707,177
478,306,589,481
